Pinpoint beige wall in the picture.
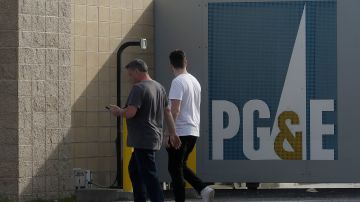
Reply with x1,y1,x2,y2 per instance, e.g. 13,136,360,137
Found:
2,0,72,200
0,0,19,200
0,0,154,200
70,0,154,188
17,0,73,200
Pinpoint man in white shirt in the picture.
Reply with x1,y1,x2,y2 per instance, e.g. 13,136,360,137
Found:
166,50,215,202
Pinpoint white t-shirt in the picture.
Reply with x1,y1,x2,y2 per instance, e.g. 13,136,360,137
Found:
169,73,201,137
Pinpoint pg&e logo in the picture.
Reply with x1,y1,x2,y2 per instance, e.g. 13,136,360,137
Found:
208,1,337,160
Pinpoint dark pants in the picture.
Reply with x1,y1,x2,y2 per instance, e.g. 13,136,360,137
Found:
167,136,206,202
128,149,164,202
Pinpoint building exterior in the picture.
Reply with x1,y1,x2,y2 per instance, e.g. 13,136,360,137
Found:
3,0,360,201
0,0,154,200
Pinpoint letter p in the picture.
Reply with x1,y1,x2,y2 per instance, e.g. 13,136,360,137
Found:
212,100,240,160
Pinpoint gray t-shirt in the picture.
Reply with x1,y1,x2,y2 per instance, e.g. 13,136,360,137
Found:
126,80,168,150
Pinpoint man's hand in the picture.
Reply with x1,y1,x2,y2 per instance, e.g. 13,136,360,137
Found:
164,107,181,149
108,105,123,117
169,134,181,149
163,132,181,149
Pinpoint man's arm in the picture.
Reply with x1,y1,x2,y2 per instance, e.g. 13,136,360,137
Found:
123,105,137,119
164,106,181,149
109,105,137,119
170,99,181,122
110,85,141,119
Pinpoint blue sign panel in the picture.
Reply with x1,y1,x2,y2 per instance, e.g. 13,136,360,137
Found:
209,1,337,160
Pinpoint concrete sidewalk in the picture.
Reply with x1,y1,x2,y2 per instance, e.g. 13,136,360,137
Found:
160,188,360,202
77,187,360,202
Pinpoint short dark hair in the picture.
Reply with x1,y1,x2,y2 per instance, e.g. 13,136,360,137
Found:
169,50,186,69
125,59,148,72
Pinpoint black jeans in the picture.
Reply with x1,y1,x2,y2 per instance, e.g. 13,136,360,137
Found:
167,136,206,202
128,149,164,202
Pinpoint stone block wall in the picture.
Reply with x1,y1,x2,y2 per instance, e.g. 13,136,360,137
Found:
0,0,19,200
0,0,154,200
17,0,73,200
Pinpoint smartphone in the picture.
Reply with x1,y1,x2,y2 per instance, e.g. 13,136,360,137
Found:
105,106,110,110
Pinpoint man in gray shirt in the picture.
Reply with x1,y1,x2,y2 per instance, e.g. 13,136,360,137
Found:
109,59,181,202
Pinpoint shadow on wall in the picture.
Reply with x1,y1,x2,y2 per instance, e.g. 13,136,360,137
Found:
20,3,155,200
0,0,19,200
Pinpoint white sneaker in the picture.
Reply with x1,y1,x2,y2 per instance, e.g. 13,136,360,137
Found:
200,186,215,202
